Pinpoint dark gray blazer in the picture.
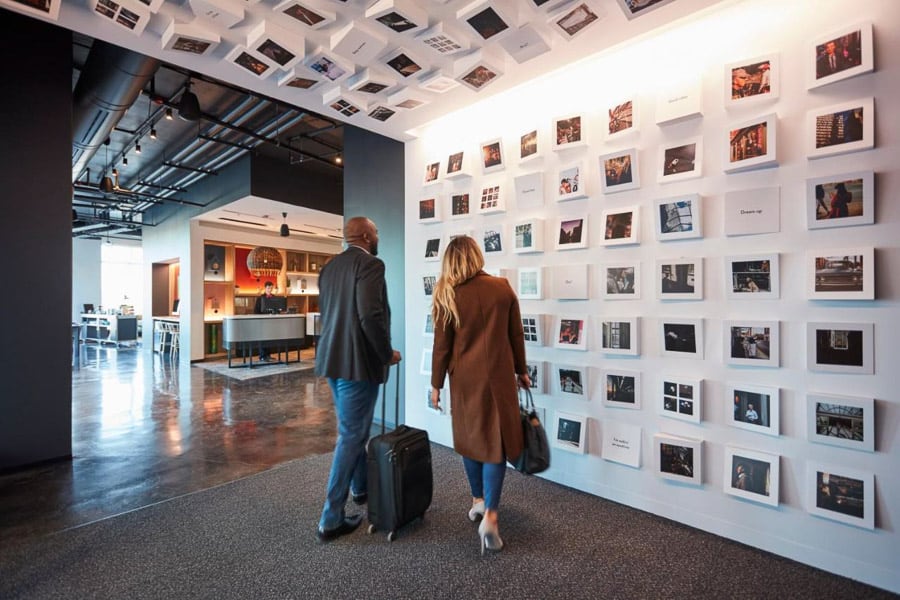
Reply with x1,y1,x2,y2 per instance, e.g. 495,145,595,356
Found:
314,245,393,384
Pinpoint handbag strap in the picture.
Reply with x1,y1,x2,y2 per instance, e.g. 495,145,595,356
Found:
519,386,536,413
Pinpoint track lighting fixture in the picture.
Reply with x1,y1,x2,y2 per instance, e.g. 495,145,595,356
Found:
177,80,201,122
280,212,289,237
150,128,157,140
334,153,343,165
165,107,173,120
135,142,142,154
123,157,128,167
99,138,114,193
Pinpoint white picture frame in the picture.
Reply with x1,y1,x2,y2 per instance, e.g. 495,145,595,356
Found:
601,207,640,246
499,23,551,64
553,411,588,454
547,1,601,41
1,0,61,20
601,318,640,357
418,195,441,223
725,253,780,299
553,316,588,351
518,129,543,163
480,137,505,174
728,383,780,436
420,348,432,375
514,171,545,209
449,192,472,220
806,247,874,301
654,433,702,485
551,264,589,300
655,78,703,125
556,215,588,251
657,258,702,301
807,322,874,374
725,112,778,173
366,0,428,35
423,311,434,337
658,137,703,183
555,364,589,400
655,194,702,241
304,48,352,83
423,161,441,185
806,462,874,530
556,161,588,202
807,22,874,90
346,68,394,95
724,446,780,507
477,181,506,215
525,360,546,394
444,150,470,179
724,320,780,368
552,113,587,151
89,0,151,34
605,97,639,141
723,187,781,237
275,0,336,30
383,47,426,80
162,20,221,56
225,46,277,80
599,148,640,193
600,421,642,468
418,70,460,94
247,19,304,70
457,60,503,92
457,0,513,42
521,314,545,346
725,54,780,108
602,262,641,300
513,219,544,254
328,96,363,119
806,98,874,160
480,225,504,256
277,69,323,91
424,236,442,262
660,377,702,424
661,319,703,359
416,22,467,56
807,393,874,453
517,268,543,300
602,368,641,409
807,170,874,230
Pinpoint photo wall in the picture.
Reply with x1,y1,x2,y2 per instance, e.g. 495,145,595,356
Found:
403,0,899,593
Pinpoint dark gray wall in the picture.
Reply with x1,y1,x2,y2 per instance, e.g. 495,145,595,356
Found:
342,125,405,426
250,155,343,215
0,14,73,470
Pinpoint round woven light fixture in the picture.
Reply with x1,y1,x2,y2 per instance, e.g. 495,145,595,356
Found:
246,246,283,280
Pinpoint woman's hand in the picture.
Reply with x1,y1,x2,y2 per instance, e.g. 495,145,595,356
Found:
430,388,442,412
517,373,532,390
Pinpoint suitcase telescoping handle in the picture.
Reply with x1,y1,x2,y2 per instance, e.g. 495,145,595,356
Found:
380,363,401,435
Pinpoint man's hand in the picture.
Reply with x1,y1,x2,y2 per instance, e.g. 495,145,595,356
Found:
389,349,402,365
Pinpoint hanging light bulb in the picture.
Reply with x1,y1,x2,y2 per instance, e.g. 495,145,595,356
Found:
135,142,142,154
150,128,157,140
280,212,289,237
165,107,173,120
122,156,128,167
334,153,342,165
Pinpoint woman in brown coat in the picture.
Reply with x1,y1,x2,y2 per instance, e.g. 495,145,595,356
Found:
430,236,530,554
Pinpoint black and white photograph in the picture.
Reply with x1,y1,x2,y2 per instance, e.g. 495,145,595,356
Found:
525,361,545,394
808,22,873,90
554,412,587,454
724,447,779,506
655,433,702,485
521,315,543,346
553,115,584,149
807,171,873,229
657,260,700,300
807,98,874,159
659,139,701,183
729,384,779,436
557,366,586,398
724,321,779,367
604,370,641,409
726,254,778,298
807,463,874,529
423,312,434,336
807,393,874,453
807,322,873,374
603,264,639,299
807,248,873,300
482,228,502,254
661,320,701,358
557,217,586,250
601,319,639,356
599,149,639,192
424,237,441,261
422,275,436,296
555,317,587,351
655,195,702,241
660,377,701,424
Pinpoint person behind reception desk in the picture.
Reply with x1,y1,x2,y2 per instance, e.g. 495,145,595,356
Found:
253,281,276,361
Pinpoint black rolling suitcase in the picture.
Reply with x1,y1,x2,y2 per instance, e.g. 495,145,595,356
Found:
366,365,433,541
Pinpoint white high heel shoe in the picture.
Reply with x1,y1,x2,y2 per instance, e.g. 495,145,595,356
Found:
478,518,503,554
468,500,485,522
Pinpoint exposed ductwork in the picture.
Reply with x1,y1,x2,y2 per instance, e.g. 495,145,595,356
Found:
71,40,160,181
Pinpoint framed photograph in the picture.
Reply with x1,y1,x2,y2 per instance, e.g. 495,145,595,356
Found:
656,79,703,125
89,0,151,34
601,318,640,357
449,192,471,219
480,138,504,173
555,364,589,400
657,259,702,300
556,162,588,202
368,105,398,122
365,0,427,35
807,462,874,530
424,236,442,262
423,161,441,185
724,187,780,237
654,433,702,485
725,113,777,173
807,171,874,229
729,383,779,436
659,138,702,183
329,97,362,119
553,411,587,454
480,226,504,256
418,196,441,223
661,319,703,359
605,97,638,140
602,262,641,300
724,321,780,368
807,247,874,300
458,0,512,41
276,0,335,30
445,151,470,179
725,54,779,108
655,195,702,241
660,377,702,424
601,421,642,468
247,19,304,70
603,369,641,409
517,268,543,300
416,22,466,56
458,61,503,92
514,172,544,210
556,216,588,251
554,317,588,351
422,274,437,297
599,148,640,193
383,47,424,79
601,207,639,246
807,393,874,453
276,69,322,91
807,322,874,374
521,314,545,346
346,69,393,95
499,24,551,64
423,311,434,337
725,254,779,299
724,446,780,507
477,182,505,215
1,0,62,20
808,22,874,90
615,0,677,20
806,98,874,160
225,46,276,80
162,21,221,56
552,264,589,300
519,129,542,163
420,348,432,375
418,71,460,94
513,219,544,254
525,360,546,394
552,114,586,151
547,2,601,40
304,49,351,83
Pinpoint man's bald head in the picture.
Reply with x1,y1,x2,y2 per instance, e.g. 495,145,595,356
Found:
344,217,379,255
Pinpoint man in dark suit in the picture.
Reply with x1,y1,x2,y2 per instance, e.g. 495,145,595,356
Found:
253,281,276,361
314,216,401,541
816,40,846,79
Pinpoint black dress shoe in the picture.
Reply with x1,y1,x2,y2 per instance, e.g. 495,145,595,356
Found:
351,492,368,506
317,514,363,542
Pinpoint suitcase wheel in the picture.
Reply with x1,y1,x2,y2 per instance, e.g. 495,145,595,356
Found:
387,531,396,542
367,524,376,535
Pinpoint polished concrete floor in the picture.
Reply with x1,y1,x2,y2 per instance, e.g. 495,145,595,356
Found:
0,343,337,548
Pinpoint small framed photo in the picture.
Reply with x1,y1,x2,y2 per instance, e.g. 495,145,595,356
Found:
89,0,151,34
660,377,702,424
723,187,781,237
656,78,703,125
458,1,513,42
365,0,427,35
724,446,780,507
808,22,874,90
346,69,393,95
423,161,441,185
658,138,702,183
555,364,589,400
449,192,471,219
422,274,437,297
556,216,588,251
445,151,470,179
601,207,639,246
725,54,779,107
729,383,779,436
480,226,504,256
416,22,466,56
552,264,589,300
806,98,874,160
807,322,874,374
605,97,638,140
368,105,397,122
724,321,780,368
807,393,874,453
418,196,441,223
513,219,544,254
162,21,221,56
655,195,702,241
661,319,703,359
602,262,641,300
328,97,362,118
556,162,588,202
304,49,351,83
725,113,777,173
418,71,460,94
276,70,322,91
807,171,874,229
517,268,543,300
420,348,432,375
552,114,586,151
383,47,425,79
423,312,434,337
547,1,601,40
276,0,335,30
519,129,542,163
554,317,588,351
601,318,640,357
424,236,442,262
655,433,702,485
225,46,276,80
603,369,641,409
480,138,504,173
1,0,61,20
521,314,545,346
807,247,874,300
247,19,304,70
553,411,588,454
458,61,503,92
725,254,779,299
657,259,702,300
514,172,544,209
525,360,546,394
599,148,640,193
615,0,677,20
477,182,506,214
807,462,874,530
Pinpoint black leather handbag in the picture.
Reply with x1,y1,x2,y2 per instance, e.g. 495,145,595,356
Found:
510,387,550,475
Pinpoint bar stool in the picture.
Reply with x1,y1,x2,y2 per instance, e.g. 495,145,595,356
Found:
156,321,170,354
169,322,180,358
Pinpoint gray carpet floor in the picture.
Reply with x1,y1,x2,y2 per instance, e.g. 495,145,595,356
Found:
0,445,893,600
192,359,314,381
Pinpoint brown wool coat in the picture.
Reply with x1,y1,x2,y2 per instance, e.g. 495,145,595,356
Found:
431,272,526,464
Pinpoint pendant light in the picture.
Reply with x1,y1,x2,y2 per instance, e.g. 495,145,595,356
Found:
280,212,289,237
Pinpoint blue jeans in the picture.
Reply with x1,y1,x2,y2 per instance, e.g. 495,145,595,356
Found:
462,456,507,511
319,378,380,531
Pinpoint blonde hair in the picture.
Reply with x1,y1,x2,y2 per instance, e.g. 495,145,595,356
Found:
431,236,484,329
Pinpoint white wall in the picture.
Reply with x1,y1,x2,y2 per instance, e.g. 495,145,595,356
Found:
72,238,101,323
404,0,899,592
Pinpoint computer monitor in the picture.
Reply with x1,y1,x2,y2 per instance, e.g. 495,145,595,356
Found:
83,303,94,313
260,295,286,314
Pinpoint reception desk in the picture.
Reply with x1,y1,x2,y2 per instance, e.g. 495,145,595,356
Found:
81,313,138,347
223,314,306,368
